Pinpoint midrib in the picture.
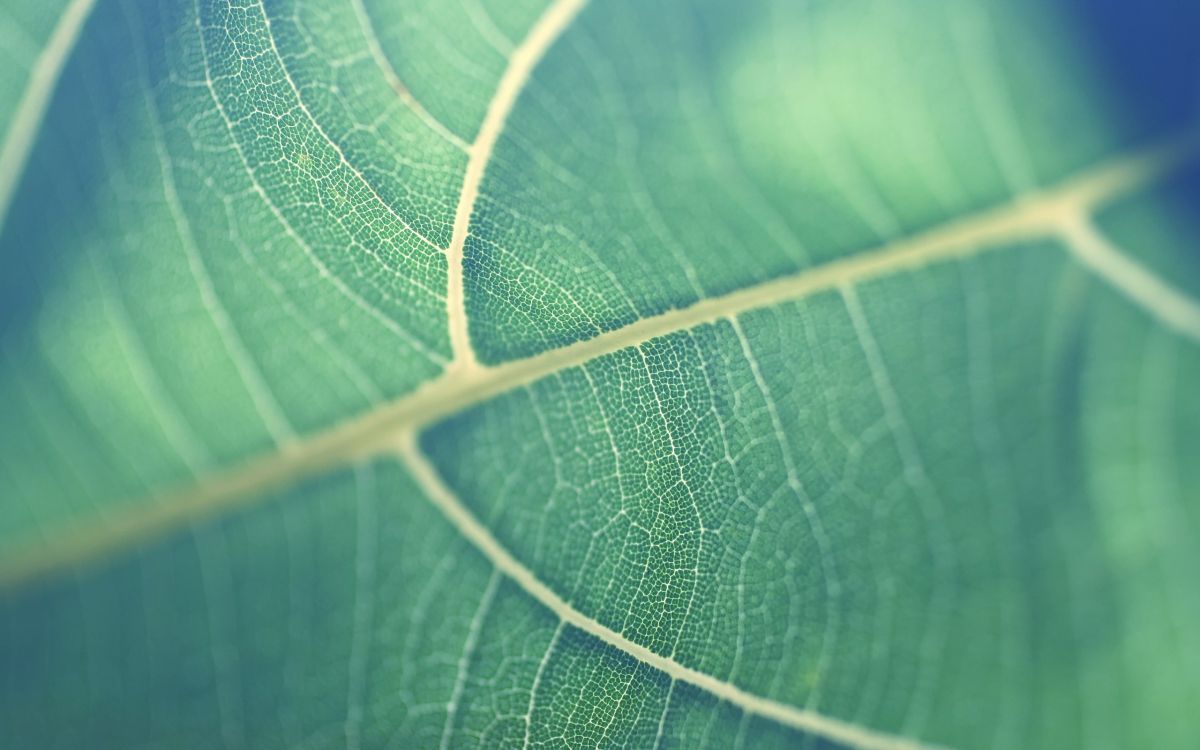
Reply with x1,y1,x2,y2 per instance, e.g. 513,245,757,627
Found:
0,133,1194,594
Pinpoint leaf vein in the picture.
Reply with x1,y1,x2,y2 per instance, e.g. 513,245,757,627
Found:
445,0,591,372
398,435,947,750
0,134,1191,593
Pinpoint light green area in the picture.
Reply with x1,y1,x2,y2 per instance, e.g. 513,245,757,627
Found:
1,0,1199,748
463,0,1193,362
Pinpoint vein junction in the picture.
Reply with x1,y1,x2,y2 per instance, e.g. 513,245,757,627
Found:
1,133,1195,597
444,0,591,372
1,124,1196,750
5,2,1199,745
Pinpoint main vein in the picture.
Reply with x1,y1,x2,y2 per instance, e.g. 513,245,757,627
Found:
445,0,591,372
0,0,98,236
0,133,1193,593
398,436,946,750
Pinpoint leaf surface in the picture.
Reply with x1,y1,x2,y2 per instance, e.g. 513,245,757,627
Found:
2,0,1199,748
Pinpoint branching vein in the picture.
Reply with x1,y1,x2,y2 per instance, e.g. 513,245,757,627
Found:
348,0,470,152
0,133,1193,596
398,435,946,750
445,0,591,372
1059,213,1200,342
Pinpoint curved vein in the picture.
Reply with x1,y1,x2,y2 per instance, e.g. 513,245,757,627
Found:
140,32,296,446
347,0,470,152
397,436,945,750
1060,214,1200,342
195,0,447,367
255,0,444,257
0,133,1192,594
446,0,591,371
0,0,97,236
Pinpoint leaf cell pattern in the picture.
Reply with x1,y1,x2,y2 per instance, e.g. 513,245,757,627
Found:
1,0,1199,749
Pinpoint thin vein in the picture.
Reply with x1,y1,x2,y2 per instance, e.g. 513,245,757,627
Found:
949,1,1038,195
728,315,841,713
0,133,1191,594
256,0,445,256
138,3,296,445
83,245,212,474
347,0,470,151
522,621,564,749
445,0,591,371
464,0,516,56
398,436,945,750
438,568,501,750
651,679,676,750
0,0,98,235
841,284,954,737
194,0,447,366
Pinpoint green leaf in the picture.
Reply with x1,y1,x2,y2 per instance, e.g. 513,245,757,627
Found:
2,0,1199,748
